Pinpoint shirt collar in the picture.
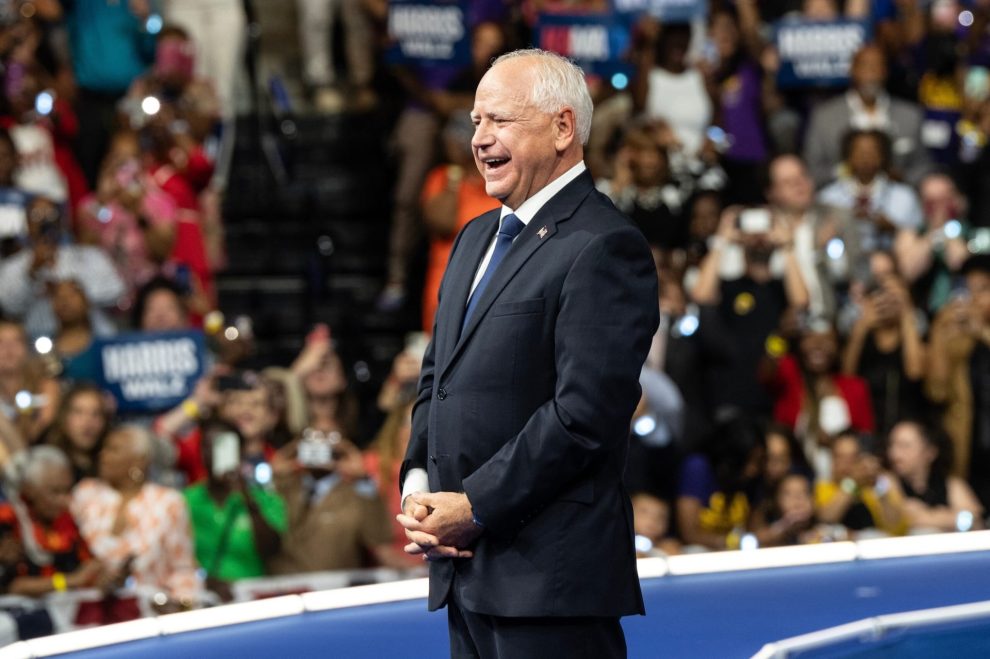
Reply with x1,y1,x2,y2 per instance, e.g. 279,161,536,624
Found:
846,89,890,130
500,161,587,226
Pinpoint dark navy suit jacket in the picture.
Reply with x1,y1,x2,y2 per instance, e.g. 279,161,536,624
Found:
400,170,659,617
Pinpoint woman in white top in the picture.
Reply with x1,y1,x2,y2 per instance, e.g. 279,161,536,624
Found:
633,20,713,159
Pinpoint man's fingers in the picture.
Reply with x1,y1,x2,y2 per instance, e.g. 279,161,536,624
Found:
395,513,427,532
404,542,426,555
424,546,474,561
412,492,437,508
404,529,440,547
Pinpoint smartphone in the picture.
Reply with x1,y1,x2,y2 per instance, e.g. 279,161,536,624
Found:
738,208,772,234
212,432,240,477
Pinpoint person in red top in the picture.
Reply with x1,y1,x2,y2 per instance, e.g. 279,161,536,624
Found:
772,318,875,477
419,112,500,333
0,446,114,596
155,371,279,485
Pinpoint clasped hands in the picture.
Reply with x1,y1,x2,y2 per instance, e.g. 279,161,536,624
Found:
396,492,482,562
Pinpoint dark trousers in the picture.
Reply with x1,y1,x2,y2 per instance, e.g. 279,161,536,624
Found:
447,593,627,659
74,87,123,189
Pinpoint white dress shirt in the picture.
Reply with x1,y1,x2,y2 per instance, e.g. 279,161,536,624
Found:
401,161,588,507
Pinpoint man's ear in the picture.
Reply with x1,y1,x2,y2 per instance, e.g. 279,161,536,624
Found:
552,107,577,152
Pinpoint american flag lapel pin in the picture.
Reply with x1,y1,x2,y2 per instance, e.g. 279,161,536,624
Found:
537,226,548,239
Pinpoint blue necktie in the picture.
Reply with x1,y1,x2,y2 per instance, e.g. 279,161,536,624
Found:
462,213,525,332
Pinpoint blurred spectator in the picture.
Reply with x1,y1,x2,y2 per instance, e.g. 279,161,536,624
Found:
913,11,965,165
162,0,246,124
0,196,124,339
925,254,990,508
377,341,424,415
120,25,219,190
268,432,407,573
803,44,928,187
703,3,770,205
676,415,764,551
887,419,984,533
0,128,31,259
290,325,359,438
157,370,279,485
0,446,110,597
71,425,202,609
692,205,808,415
50,280,115,379
761,423,812,496
420,111,500,332
379,21,506,310
598,124,687,250
75,138,182,303
750,471,818,547
764,154,848,318
646,267,708,447
632,491,680,556
41,383,111,484
183,419,286,600
2,63,74,207
841,252,927,433
0,318,59,444
814,430,906,536
895,172,971,315
132,276,190,332
817,129,923,256
295,0,378,113
63,0,156,187
771,318,875,477
363,391,419,566
634,19,712,163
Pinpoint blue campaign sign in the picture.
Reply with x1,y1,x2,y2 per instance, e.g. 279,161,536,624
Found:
386,0,470,65
92,330,206,413
775,18,871,88
612,0,708,22
534,12,633,78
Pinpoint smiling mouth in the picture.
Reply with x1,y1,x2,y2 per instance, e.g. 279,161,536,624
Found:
482,156,510,172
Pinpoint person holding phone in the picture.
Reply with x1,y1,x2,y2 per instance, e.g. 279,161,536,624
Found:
926,254,990,509
267,428,409,575
689,204,809,416
183,419,286,601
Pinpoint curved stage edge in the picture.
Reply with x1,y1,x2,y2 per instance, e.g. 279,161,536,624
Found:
3,532,990,659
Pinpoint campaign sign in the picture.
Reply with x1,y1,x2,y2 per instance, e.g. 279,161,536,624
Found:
386,0,470,65
534,12,633,78
93,330,206,413
612,0,708,22
775,18,871,88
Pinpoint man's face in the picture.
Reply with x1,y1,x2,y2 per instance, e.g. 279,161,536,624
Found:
769,156,814,213
471,58,562,210
851,47,887,97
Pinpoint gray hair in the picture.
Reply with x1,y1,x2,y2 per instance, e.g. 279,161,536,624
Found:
491,49,594,145
22,446,70,486
113,424,153,462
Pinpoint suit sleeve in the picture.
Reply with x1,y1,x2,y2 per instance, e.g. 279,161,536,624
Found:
462,224,660,537
398,223,470,495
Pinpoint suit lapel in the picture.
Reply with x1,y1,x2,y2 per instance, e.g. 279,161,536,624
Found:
440,171,596,380
436,211,499,371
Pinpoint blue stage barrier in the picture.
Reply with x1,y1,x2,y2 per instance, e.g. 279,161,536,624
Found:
4,534,990,659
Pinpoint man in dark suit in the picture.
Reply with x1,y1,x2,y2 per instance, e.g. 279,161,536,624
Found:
396,49,659,658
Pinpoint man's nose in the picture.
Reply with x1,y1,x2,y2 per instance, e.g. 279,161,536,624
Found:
472,122,494,150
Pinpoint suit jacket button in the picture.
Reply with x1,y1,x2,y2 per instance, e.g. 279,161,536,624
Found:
437,388,447,400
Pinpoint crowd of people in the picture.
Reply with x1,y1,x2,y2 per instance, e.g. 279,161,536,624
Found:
0,0,984,643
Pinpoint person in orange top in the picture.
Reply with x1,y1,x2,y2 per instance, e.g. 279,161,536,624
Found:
420,112,500,333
